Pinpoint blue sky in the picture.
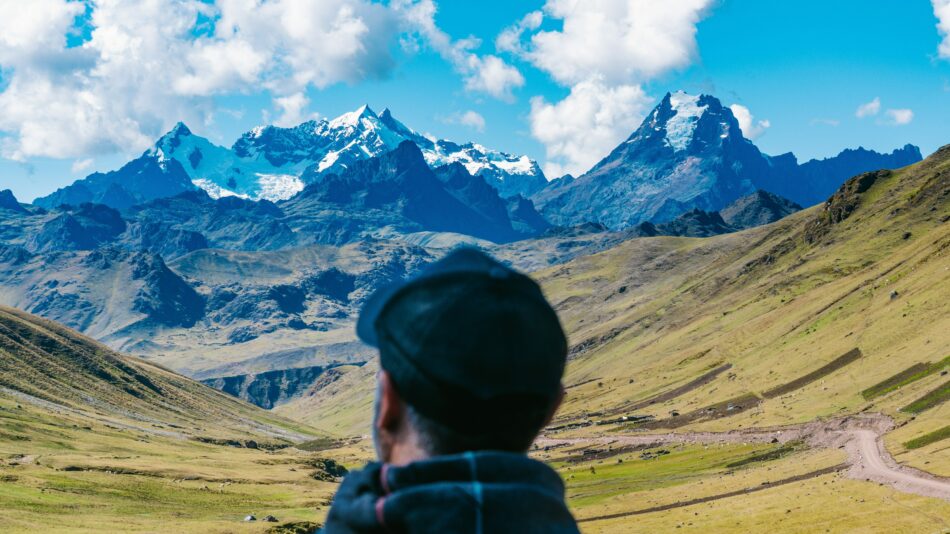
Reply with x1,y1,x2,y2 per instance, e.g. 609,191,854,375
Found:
1,0,948,202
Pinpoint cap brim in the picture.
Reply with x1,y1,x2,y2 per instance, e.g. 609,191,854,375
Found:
355,280,405,347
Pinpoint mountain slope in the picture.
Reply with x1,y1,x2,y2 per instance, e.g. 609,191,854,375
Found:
0,306,360,532
290,146,950,460
281,141,525,243
532,91,922,229
0,189,27,214
532,92,774,228
200,363,357,409
719,190,802,229
33,150,195,210
536,146,950,457
0,305,316,441
763,144,923,207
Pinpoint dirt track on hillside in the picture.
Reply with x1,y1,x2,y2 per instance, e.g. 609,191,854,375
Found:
538,413,950,510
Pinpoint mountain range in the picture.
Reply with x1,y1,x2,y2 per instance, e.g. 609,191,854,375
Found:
1,90,928,389
32,95,921,241
35,106,548,210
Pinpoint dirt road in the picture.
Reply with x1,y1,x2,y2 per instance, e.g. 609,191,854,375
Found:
539,413,950,503
849,429,950,500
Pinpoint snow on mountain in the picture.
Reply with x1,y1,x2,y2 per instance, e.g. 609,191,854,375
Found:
191,179,248,200
257,174,305,200
159,106,548,202
664,91,709,151
157,122,308,202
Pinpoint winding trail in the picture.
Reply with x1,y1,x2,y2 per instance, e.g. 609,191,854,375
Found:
538,413,950,518
849,429,950,500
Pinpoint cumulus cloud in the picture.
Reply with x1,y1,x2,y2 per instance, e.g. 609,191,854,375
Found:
530,80,650,178
884,108,914,126
0,0,398,161
527,0,713,86
855,97,881,118
935,0,950,59
521,0,713,177
728,104,771,140
394,0,524,101
444,110,486,132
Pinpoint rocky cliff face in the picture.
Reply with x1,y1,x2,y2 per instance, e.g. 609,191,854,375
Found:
201,364,358,409
282,141,532,244
0,189,27,214
757,145,922,207
533,92,773,228
719,190,802,230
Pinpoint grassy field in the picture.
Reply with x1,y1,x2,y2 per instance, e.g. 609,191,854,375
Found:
0,305,357,532
6,390,947,533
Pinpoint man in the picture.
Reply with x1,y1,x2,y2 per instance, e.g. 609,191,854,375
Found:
323,248,579,533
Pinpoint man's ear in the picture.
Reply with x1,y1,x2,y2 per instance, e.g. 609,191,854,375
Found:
375,370,405,434
541,384,566,428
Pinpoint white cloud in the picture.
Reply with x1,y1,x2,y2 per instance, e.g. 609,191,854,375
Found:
934,0,950,59
173,38,268,96
884,108,914,126
0,0,398,161
855,97,881,118
728,104,771,140
272,92,319,127
461,55,524,100
0,0,85,63
810,118,840,127
444,110,486,132
393,0,524,101
71,158,94,174
530,80,650,178
527,0,713,86
496,11,543,55
522,0,712,177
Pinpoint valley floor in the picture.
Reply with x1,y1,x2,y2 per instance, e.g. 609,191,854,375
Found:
4,383,947,533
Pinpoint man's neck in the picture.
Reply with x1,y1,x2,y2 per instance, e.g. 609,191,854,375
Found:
386,440,430,466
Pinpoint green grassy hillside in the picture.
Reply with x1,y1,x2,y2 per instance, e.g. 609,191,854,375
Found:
0,306,371,532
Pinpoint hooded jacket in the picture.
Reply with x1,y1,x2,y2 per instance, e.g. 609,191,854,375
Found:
322,451,579,533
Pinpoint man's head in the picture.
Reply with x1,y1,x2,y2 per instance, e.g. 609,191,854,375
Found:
356,248,568,464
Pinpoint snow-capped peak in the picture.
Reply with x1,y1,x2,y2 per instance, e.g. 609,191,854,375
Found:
665,91,708,152
330,104,378,129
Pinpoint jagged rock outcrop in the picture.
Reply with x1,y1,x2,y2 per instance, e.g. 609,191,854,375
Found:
201,364,351,409
0,189,27,213
130,252,205,327
719,190,802,230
